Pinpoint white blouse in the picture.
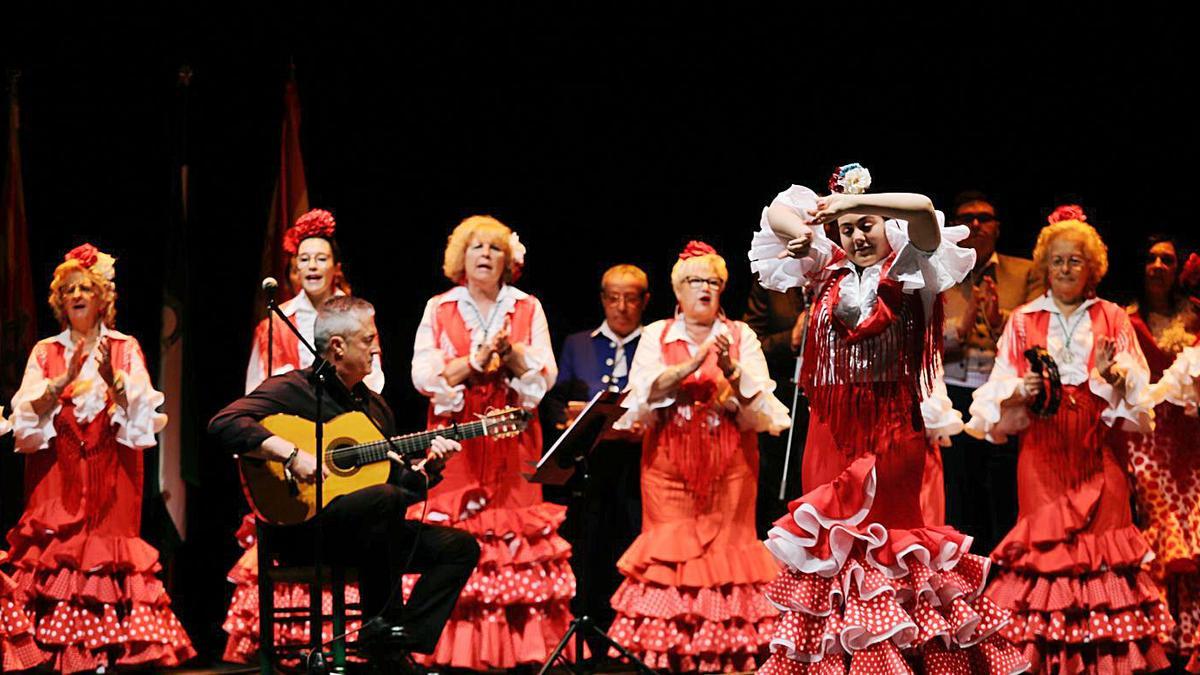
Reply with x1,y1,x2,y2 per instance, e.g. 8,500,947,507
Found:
9,325,167,453
245,290,385,395
749,184,976,325
965,294,1153,443
412,284,557,415
1152,343,1200,414
616,316,791,434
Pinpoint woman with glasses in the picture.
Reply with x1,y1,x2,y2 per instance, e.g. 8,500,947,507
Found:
749,165,1027,673
607,241,789,672
1123,232,1200,669
966,206,1173,673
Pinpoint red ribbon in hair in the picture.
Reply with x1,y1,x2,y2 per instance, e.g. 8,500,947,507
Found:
679,240,717,260
65,243,99,268
283,208,338,254
1180,253,1200,293
1048,204,1087,224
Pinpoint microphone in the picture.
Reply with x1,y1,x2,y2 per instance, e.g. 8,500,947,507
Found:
262,277,279,307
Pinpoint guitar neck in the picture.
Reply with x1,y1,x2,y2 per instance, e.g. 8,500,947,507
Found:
333,419,491,468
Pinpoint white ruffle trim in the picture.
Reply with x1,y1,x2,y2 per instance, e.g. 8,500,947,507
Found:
1091,350,1154,433
735,371,792,435
1151,344,1200,415
921,382,964,447
420,358,467,416
110,369,168,449
964,374,1029,444
885,213,975,295
749,185,830,293
507,349,551,409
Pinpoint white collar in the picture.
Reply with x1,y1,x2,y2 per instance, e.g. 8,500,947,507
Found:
440,284,528,306
1021,292,1099,316
53,323,128,349
664,312,731,346
592,322,642,346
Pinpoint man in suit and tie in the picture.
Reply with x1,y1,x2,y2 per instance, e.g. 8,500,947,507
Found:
941,191,1044,552
542,264,649,651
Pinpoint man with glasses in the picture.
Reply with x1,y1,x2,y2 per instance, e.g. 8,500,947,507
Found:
542,264,649,657
942,191,1043,552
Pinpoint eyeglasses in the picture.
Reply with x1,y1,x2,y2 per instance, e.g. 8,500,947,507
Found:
684,277,724,290
602,292,646,305
952,213,998,226
1050,256,1086,270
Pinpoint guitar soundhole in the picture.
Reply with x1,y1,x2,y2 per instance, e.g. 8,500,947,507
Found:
328,438,359,472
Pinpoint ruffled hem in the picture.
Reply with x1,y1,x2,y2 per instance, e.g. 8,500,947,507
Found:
988,566,1174,674
992,516,1153,576
412,497,571,568
759,633,1029,675
617,517,780,589
415,600,580,670
2,560,44,672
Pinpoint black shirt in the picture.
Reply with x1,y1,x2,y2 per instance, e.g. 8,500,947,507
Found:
208,366,438,501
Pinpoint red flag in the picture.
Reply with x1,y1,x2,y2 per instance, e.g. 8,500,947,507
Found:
1,72,35,404
258,70,309,309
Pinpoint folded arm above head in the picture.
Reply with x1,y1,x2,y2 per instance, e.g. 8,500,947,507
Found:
809,193,940,252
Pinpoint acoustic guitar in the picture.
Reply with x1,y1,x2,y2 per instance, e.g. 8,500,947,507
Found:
238,407,530,525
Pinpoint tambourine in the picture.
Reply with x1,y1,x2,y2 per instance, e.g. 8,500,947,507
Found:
1023,346,1062,417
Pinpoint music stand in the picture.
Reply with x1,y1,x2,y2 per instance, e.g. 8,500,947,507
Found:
530,390,658,675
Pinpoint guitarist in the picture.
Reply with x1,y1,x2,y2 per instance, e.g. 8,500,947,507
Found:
208,296,481,658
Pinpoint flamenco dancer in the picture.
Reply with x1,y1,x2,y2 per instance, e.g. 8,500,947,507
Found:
749,164,1028,673
607,241,791,672
1,244,194,673
966,209,1174,672
410,215,575,670
223,208,382,662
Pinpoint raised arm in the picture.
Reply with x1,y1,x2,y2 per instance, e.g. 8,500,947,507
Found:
808,193,940,252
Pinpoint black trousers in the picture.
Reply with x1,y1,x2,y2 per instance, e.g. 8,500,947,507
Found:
266,483,481,653
943,384,1020,555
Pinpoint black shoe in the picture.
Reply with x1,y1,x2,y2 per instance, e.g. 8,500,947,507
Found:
358,618,413,648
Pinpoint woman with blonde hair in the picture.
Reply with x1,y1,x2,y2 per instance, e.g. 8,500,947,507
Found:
606,240,789,672
410,215,573,670
2,243,194,672
967,206,1173,673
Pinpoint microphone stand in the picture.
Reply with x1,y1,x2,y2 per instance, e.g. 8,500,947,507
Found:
264,293,332,672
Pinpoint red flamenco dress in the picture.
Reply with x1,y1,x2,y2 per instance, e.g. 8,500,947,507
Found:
606,314,791,672
967,295,1174,673
3,329,194,673
1127,301,1200,669
410,284,575,670
749,184,1028,674
223,289,380,663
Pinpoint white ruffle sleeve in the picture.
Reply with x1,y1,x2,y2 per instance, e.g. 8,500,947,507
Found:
1089,348,1154,433
921,375,963,447
749,185,834,292
1152,344,1200,415
506,297,557,409
964,330,1030,444
886,213,976,318
10,342,61,453
731,323,791,434
110,337,168,449
614,321,674,429
411,297,468,415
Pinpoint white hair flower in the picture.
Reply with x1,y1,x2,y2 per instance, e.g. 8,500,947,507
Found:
92,251,117,281
509,232,526,266
841,166,872,195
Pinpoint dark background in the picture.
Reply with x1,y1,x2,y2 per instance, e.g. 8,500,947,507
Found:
2,7,1191,664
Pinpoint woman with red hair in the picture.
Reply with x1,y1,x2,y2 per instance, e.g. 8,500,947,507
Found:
750,164,1027,673
2,244,194,673
966,207,1173,673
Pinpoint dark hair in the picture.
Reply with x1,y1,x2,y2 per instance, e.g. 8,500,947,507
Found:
951,190,994,214
1136,233,1187,311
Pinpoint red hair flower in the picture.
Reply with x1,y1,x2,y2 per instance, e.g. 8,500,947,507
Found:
66,243,99,268
679,240,717,260
1048,204,1087,225
283,208,337,254
1180,253,1200,292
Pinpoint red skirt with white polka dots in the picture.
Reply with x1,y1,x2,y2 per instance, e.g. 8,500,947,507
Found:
1,552,40,672
761,448,1029,675
2,408,195,673
985,391,1174,674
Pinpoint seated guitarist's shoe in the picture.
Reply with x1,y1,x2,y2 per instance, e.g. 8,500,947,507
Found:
359,618,414,648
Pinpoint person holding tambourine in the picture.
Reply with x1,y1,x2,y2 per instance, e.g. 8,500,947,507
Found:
966,206,1174,674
